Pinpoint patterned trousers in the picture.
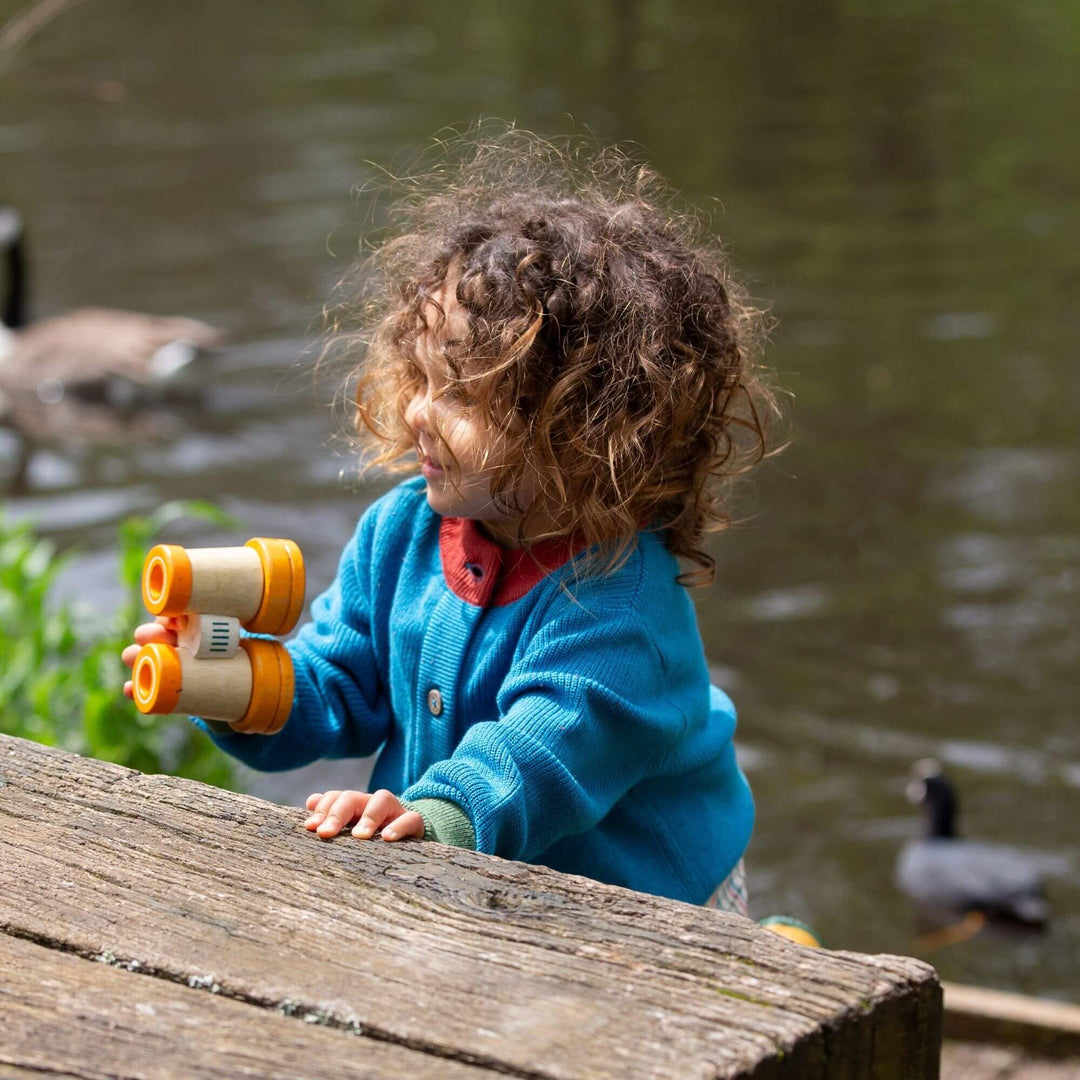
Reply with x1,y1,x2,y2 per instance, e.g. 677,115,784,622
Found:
703,858,748,916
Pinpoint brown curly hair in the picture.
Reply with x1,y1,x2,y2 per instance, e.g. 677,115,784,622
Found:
328,128,779,587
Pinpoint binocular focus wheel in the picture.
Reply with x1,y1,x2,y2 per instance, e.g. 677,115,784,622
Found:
244,538,306,637
232,638,295,734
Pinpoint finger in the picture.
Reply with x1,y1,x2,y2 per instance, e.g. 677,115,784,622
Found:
123,680,133,700
133,622,178,647
317,791,367,838
303,789,341,831
123,622,175,668
313,790,342,816
352,789,399,840
305,792,324,811
381,811,424,842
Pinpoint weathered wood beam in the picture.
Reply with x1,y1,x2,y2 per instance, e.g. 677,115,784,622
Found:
0,932,491,1078
943,982,1080,1059
0,734,941,1079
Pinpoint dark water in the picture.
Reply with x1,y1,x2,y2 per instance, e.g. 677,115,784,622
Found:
2,0,1078,998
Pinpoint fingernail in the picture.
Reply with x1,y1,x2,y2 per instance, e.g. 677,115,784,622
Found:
305,814,321,826
382,827,397,841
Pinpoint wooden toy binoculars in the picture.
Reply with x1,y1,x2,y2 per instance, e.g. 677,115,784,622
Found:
131,538,305,734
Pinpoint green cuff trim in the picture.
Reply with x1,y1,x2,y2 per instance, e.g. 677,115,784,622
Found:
400,798,476,849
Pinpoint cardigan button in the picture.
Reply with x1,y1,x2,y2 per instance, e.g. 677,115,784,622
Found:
426,687,443,716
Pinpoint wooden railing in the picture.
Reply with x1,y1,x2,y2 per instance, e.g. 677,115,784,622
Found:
0,733,941,1078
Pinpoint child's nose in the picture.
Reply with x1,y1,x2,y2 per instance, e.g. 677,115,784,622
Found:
405,389,428,433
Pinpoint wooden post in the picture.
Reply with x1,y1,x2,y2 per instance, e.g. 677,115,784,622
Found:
943,983,1080,1058
0,734,942,1078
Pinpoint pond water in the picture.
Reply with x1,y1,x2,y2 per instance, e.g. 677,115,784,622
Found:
3,0,1078,998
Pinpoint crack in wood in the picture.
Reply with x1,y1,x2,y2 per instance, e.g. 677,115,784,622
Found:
0,923,558,1079
0,1064,89,1077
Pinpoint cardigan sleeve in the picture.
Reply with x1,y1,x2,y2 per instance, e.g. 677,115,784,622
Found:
400,595,692,863
191,508,392,772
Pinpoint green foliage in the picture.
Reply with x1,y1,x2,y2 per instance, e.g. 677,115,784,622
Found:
0,502,238,788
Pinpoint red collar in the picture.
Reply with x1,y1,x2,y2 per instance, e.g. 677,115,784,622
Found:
439,517,586,607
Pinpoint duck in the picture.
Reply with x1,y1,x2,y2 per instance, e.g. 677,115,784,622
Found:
0,206,221,488
895,759,1050,928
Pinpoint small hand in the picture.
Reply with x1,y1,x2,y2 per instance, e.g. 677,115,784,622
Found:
304,789,424,842
121,616,183,700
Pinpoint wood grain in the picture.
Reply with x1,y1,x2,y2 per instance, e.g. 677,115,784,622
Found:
0,734,941,1079
0,932,490,1078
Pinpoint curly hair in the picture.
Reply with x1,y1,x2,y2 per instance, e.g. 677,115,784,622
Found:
327,128,779,587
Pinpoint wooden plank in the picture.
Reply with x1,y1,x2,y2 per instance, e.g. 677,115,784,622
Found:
0,734,941,1079
943,983,1080,1059
0,932,491,1079
941,1040,1080,1080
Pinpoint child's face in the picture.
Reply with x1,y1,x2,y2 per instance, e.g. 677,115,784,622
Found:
403,285,535,541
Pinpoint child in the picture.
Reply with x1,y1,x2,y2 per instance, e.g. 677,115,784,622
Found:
123,132,777,913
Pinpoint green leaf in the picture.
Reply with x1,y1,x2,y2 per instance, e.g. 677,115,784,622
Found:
1,506,238,790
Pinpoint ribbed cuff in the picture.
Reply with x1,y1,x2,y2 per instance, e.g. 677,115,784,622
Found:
400,798,476,849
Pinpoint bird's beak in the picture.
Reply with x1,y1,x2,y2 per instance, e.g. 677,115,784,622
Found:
906,778,927,804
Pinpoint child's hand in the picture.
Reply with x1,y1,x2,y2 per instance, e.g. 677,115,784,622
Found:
304,789,425,842
120,616,183,700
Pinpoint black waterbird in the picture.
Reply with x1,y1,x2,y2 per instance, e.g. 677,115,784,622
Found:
896,759,1050,928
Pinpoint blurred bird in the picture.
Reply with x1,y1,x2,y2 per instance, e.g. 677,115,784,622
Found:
896,759,1050,935
0,207,220,488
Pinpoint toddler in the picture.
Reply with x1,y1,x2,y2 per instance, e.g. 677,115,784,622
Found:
124,132,777,912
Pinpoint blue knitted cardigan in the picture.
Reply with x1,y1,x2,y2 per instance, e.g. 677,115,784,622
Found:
195,476,754,905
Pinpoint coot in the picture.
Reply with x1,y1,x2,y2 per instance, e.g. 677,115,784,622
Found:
895,759,1049,926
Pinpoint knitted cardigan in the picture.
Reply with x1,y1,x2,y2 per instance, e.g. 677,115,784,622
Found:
195,476,754,905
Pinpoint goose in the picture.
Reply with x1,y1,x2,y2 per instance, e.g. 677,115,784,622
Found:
895,759,1050,928
0,207,221,487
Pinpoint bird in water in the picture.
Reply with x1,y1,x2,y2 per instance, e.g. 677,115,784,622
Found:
0,206,221,489
896,759,1050,940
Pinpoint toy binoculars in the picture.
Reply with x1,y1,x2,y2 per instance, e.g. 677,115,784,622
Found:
131,538,305,734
